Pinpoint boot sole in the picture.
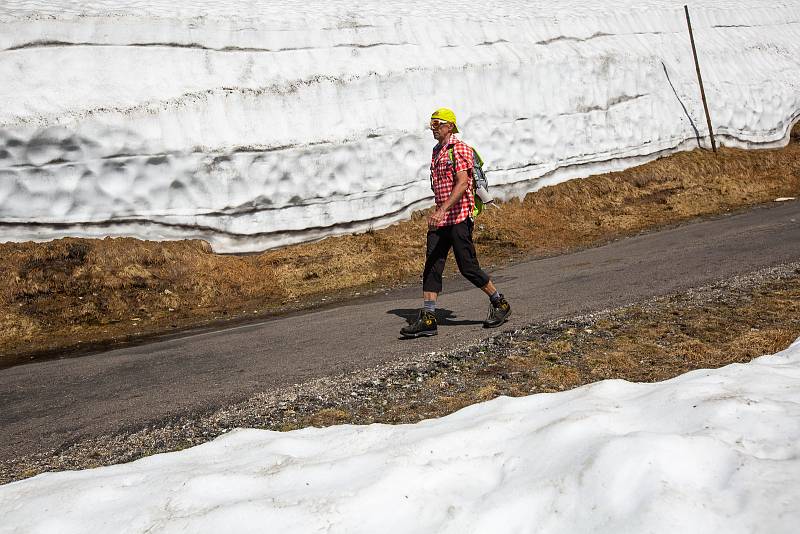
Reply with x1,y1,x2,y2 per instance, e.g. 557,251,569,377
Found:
483,310,512,328
400,330,438,339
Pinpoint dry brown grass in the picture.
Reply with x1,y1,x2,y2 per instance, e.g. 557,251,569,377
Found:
308,408,351,427
1,124,798,367
513,281,800,389
0,238,286,359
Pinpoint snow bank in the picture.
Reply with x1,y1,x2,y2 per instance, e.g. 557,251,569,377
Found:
2,338,800,533
1,1,799,252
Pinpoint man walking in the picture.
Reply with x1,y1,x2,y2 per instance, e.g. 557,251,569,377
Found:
400,108,511,338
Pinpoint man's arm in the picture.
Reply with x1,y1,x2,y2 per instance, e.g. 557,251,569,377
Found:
428,169,471,228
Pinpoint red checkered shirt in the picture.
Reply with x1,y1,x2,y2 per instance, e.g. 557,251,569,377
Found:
430,135,475,227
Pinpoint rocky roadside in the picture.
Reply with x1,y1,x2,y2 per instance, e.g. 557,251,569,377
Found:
2,262,799,484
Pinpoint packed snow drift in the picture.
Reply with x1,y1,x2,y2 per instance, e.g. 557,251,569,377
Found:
2,337,799,533
1,1,799,252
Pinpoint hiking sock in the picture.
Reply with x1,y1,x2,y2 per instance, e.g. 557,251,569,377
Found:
489,291,501,305
424,300,436,313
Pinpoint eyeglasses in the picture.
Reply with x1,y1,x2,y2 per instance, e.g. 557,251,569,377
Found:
429,119,451,129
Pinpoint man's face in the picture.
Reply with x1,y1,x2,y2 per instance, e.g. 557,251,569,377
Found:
430,119,453,141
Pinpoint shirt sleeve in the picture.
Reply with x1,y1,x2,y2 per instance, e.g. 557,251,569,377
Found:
452,142,474,174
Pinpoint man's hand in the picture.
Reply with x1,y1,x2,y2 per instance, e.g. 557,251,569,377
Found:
428,207,446,228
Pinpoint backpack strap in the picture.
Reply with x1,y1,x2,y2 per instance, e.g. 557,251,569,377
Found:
448,146,471,176
472,149,484,168
448,145,475,187
449,145,483,172
448,143,487,217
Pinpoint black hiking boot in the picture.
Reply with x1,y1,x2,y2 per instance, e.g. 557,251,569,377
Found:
400,310,438,338
484,295,511,328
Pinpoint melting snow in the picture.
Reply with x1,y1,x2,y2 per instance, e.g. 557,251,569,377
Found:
2,337,799,533
0,1,799,251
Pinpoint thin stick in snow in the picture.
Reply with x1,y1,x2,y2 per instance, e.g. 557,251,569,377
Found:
685,5,718,154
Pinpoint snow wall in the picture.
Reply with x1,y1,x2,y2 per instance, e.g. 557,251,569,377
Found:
1,1,799,253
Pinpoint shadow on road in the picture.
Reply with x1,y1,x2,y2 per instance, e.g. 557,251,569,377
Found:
387,308,484,326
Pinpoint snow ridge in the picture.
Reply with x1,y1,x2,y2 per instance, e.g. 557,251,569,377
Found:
2,337,799,533
1,1,799,251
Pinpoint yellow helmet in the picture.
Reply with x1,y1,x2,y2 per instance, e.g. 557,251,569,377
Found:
431,108,459,133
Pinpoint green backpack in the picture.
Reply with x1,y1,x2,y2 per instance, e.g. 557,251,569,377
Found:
447,146,493,217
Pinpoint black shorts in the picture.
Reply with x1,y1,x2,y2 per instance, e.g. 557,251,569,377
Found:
422,218,491,293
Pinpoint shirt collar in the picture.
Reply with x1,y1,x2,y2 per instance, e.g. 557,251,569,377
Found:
435,133,458,150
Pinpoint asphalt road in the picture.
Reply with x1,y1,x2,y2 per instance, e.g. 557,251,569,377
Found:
2,201,799,462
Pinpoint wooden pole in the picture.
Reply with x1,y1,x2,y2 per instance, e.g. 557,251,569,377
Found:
685,5,717,153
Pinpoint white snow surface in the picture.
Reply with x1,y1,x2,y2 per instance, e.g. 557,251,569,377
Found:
1,1,799,251
2,338,800,533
